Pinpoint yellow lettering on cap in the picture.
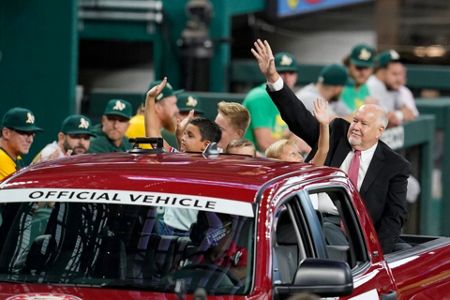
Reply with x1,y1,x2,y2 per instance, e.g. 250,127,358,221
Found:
26,112,35,124
359,48,372,60
280,55,293,66
113,100,126,111
79,118,90,129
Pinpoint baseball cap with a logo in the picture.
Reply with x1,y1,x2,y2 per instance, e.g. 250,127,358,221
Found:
61,114,96,137
350,44,376,68
177,94,204,115
1,107,43,133
148,80,183,102
375,50,401,68
103,99,132,120
274,52,298,73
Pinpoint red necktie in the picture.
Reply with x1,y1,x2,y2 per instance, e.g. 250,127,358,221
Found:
348,150,361,188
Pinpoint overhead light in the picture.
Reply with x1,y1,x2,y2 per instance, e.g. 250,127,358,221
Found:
413,47,426,57
426,45,446,57
413,45,446,58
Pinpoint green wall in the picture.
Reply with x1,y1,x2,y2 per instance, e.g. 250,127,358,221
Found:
0,0,78,164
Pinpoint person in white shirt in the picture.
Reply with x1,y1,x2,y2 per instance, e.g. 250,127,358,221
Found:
296,64,352,119
366,50,416,126
32,114,95,163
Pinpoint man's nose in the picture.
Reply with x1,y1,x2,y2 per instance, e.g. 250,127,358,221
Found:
112,120,121,128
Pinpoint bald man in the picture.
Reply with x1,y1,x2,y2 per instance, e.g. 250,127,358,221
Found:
252,39,410,254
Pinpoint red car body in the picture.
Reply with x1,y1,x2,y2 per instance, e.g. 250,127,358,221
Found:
0,152,448,299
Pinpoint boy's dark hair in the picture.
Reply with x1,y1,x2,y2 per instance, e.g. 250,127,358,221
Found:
190,117,222,143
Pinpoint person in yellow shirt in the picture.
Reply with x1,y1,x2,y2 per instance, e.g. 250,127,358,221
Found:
0,107,43,181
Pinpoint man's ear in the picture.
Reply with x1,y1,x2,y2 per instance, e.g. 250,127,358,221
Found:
1,127,11,139
376,126,385,139
236,129,244,139
154,102,163,116
57,132,65,144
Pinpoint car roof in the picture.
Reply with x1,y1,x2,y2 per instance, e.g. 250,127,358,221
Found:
0,152,336,203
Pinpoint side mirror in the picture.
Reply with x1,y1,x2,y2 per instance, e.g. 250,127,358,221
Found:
274,258,353,299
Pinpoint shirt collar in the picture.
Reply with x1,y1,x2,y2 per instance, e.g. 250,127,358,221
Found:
359,142,378,161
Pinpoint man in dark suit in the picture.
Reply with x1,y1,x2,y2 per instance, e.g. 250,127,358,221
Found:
251,39,410,254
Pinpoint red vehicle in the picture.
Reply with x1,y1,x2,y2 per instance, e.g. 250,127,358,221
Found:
0,148,448,299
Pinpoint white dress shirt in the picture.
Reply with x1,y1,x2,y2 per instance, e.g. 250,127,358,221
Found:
267,77,284,91
339,142,378,191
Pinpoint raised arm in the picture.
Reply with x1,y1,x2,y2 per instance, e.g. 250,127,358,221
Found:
251,39,320,148
251,39,280,84
310,98,330,166
144,77,172,150
144,78,166,138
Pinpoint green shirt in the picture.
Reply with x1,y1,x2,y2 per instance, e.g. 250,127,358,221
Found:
243,84,288,151
88,124,132,153
341,81,370,112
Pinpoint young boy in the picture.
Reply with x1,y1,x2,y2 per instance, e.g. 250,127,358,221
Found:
179,117,221,152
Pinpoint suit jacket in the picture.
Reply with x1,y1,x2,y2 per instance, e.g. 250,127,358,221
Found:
268,84,410,253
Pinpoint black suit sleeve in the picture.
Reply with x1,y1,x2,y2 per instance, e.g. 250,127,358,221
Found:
377,159,410,254
267,84,320,148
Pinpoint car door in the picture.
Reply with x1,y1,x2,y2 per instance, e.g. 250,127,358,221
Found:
271,185,398,299
300,186,398,299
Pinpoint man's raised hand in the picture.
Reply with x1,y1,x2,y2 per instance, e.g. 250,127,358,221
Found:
146,77,167,103
251,39,280,83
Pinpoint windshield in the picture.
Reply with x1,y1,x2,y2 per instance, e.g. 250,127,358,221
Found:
0,201,254,295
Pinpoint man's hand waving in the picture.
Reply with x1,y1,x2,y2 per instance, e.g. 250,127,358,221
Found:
251,39,280,84
144,77,167,138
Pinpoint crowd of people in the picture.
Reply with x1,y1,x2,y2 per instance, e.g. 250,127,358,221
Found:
0,39,420,254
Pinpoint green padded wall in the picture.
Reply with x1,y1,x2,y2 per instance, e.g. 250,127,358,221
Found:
0,0,78,164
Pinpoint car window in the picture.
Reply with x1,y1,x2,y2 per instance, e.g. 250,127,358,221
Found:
0,201,254,295
305,188,369,268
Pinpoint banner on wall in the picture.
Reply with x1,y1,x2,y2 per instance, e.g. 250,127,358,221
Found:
269,0,373,17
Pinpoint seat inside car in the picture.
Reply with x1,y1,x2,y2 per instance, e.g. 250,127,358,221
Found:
273,210,299,284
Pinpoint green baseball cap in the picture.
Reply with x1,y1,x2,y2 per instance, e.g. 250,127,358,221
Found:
103,99,132,119
318,64,348,86
350,44,376,67
148,80,183,102
275,52,298,73
375,50,401,68
1,107,43,133
61,114,96,137
177,94,204,115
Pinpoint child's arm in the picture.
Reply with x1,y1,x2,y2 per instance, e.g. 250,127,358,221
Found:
310,98,330,166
